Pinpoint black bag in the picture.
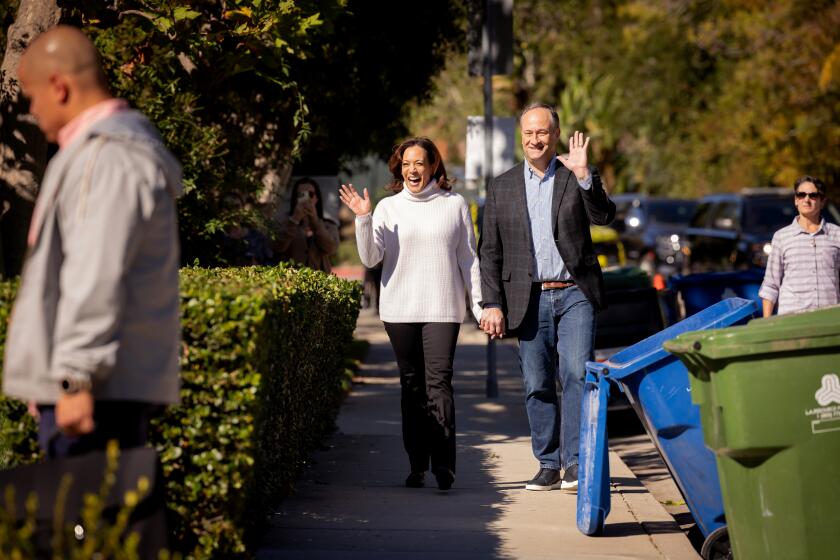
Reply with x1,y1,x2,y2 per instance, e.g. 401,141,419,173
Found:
0,445,169,559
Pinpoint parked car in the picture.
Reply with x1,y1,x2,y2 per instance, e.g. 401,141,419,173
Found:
611,194,698,273
591,225,626,270
682,188,840,273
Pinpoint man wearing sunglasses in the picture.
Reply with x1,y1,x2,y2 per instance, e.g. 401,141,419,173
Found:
759,176,840,317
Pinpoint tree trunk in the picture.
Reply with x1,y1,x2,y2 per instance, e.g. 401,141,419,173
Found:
258,156,294,223
0,0,60,278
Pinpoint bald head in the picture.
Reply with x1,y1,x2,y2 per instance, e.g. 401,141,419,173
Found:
18,25,111,141
20,25,108,91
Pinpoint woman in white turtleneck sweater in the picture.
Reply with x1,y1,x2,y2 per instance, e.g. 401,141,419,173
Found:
339,137,482,491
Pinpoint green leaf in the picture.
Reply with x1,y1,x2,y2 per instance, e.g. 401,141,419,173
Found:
153,16,173,33
173,7,201,21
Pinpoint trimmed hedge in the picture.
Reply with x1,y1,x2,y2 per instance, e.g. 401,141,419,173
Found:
0,279,40,471
0,265,361,558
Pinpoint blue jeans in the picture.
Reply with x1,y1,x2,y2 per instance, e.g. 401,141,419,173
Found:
517,284,595,470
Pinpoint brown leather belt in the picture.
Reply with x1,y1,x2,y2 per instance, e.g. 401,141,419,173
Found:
540,280,575,290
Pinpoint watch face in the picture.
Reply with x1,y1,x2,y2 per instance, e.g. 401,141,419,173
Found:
61,378,90,393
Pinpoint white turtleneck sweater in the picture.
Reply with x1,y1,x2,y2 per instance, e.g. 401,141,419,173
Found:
355,180,483,323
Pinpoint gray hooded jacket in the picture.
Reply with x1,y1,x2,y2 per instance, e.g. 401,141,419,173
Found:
3,109,182,404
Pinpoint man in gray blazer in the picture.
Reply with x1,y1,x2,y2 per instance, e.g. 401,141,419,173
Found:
3,26,181,458
479,102,615,491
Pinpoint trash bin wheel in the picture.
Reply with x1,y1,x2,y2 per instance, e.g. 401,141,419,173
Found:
579,510,606,536
700,525,731,560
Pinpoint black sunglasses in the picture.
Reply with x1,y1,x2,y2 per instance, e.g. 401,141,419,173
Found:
795,191,824,200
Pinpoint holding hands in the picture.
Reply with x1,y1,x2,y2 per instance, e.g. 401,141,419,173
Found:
480,307,505,339
557,130,590,181
339,183,372,217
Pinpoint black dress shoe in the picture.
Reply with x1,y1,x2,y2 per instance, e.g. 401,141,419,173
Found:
525,467,561,491
433,467,455,490
405,471,425,488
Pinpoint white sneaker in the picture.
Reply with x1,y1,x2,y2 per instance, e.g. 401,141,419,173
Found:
560,464,578,492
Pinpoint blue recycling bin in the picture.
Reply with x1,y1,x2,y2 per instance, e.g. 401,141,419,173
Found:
669,269,764,317
577,298,760,549
577,371,611,535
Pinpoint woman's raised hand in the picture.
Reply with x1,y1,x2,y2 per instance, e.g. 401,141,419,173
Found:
339,183,372,216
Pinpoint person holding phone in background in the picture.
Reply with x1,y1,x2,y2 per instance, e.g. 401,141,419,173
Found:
275,176,340,273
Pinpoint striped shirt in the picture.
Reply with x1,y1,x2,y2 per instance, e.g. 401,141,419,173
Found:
759,217,840,315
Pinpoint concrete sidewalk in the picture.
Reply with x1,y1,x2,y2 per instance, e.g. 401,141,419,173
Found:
258,309,699,559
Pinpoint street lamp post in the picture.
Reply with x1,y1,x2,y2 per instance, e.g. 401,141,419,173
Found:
482,0,498,399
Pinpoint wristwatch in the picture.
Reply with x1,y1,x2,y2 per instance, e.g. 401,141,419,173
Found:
60,376,92,394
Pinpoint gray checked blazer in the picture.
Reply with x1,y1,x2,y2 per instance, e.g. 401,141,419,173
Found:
478,162,616,332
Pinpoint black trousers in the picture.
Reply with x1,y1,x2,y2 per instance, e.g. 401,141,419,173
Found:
384,322,460,474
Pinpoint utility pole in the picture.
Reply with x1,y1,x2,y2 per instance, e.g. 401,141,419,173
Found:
482,0,498,398
469,0,512,398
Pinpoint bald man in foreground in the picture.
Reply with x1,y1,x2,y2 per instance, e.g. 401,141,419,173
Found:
2,26,182,458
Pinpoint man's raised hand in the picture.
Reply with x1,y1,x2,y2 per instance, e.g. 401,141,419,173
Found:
339,183,372,217
557,130,590,180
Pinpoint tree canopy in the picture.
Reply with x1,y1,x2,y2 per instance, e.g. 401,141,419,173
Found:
0,1,465,269
518,0,840,195
410,0,839,198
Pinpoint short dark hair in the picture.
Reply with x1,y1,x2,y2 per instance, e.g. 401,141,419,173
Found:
794,175,826,196
519,102,560,131
288,176,324,219
386,137,453,193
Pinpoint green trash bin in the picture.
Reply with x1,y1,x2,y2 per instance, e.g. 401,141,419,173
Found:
664,305,840,560
602,266,652,291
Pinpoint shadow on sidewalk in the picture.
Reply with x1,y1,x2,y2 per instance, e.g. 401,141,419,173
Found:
259,323,525,559
260,313,701,559
605,521,686,537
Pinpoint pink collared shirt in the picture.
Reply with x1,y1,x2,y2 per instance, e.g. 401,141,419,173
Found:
56,97,129,149
27,98,129,246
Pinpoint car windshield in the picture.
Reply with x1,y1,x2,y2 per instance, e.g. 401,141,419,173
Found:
743,197,798,235
647,200,698,226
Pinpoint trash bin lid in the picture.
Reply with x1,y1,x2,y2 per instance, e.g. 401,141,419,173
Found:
598,298,757,379
664,304,840,360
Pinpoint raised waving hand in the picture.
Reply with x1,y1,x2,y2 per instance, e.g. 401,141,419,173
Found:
557,130,590,179
339,183,372,217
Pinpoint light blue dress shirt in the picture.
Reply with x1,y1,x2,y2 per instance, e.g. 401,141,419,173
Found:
524,159,592,281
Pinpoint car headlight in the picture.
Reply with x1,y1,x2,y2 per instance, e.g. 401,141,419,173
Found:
655,235,681,257
749,242,772,266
